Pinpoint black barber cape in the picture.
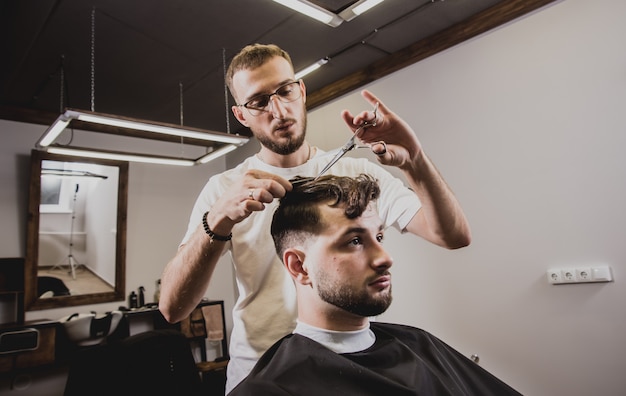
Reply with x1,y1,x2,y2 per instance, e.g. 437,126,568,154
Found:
229,322,521,396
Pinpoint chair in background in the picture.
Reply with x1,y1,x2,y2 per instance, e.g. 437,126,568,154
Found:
64,329,203,396
37,276,70,297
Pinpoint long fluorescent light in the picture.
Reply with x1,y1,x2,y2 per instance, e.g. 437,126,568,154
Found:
339,0,385,21
272,0,343,27
35,109,249,166
295,58,329,80
39,116,71,146
37,109,249,148
45,144,239,167
196,144,238,164
273,0,385,27
46,146,197,166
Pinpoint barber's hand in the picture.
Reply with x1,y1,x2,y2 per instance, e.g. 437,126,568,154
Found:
205,170,292,235
341,90,422,170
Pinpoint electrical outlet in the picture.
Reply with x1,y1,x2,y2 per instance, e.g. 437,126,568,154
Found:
548,265,614,285
576,267,592,282
561,268,576,283
547,270,562,284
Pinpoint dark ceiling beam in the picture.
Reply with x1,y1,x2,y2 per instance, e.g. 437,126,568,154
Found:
0,105,59,126
306,0,559,110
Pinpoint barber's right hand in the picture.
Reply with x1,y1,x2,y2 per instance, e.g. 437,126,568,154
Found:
205,170,292,235
342,90,422,171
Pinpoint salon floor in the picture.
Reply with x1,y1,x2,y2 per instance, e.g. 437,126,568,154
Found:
38,265,114,295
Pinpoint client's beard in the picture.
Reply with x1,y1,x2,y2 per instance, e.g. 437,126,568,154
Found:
317,272,393,317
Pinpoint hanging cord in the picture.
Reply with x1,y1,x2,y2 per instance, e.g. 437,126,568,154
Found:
179,81,184,126
223,48,231,135
59,55,65,113
90,6,96,112
179,81,185,156
53,54,74,147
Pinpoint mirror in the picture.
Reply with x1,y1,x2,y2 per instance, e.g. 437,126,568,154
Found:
25,149,128,310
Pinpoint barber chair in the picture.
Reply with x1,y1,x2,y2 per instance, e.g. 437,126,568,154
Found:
37,276,71,297
63,329,203,396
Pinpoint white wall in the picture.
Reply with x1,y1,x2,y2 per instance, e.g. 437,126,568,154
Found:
306,0,625,395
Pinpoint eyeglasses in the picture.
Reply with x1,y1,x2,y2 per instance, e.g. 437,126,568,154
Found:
238,81,302,116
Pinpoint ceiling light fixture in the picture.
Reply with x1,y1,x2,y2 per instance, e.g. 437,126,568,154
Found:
339,0,385,21
36,109,249,166
272,0,343,27
196,144,239,164
273,0,385,27
46,146,195,167
37,8,248,167
37,109,248,147
295,58,329,79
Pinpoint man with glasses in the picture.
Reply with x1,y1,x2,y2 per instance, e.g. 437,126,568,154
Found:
159,43,472,393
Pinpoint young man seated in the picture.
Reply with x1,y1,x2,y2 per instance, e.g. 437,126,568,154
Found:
229,174,520,396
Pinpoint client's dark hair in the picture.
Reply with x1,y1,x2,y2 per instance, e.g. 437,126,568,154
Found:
271,174,380,259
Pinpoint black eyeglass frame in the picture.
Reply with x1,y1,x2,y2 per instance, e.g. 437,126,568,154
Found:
237,80,303,116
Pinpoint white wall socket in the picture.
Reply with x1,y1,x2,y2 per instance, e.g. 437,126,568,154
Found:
575,267,592,282
547,265,613,285
561,268,577,283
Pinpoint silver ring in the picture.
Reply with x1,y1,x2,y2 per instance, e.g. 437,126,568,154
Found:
248,189,255,200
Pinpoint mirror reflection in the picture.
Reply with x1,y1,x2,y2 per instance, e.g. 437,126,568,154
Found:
25,150,127,310
39,160,116,295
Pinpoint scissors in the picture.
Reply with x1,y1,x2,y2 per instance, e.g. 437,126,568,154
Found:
315,102,382,179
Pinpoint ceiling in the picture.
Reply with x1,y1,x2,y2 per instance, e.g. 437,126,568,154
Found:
1,0,556,140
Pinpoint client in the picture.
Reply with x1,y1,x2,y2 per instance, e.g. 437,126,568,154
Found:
229,174,520,395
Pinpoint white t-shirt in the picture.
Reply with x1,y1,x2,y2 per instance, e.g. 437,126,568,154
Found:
180,148,421,393
293,320,376,354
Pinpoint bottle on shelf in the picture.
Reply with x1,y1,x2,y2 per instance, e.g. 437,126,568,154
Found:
154,279,161,304
129,291,138,309
138,286,145,307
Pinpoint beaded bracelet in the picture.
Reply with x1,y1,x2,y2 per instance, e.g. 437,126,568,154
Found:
202,211,232,242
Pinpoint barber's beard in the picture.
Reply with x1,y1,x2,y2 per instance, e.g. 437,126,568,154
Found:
316,271,392,317
257,129,305,155
254,107,307,155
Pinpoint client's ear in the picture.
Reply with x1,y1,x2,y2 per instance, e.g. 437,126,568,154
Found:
284,249,310,285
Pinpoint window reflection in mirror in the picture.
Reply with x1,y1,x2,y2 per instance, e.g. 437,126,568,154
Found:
26,150,127,310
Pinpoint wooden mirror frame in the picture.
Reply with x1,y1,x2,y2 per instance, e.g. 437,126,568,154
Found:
24,149,127,310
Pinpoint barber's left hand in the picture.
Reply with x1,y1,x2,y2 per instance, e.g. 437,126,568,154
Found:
341,90,423,170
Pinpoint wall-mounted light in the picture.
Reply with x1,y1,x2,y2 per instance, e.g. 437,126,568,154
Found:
273,0,385,27
36,109,249,166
